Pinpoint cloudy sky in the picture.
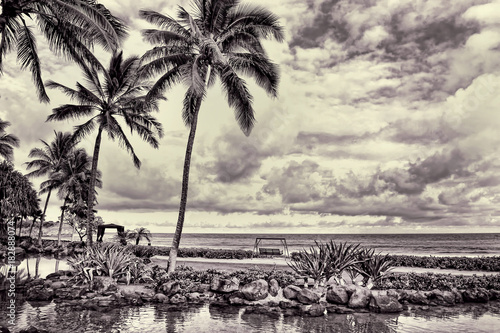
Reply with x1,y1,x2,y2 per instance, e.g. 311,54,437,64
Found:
2,0,500,234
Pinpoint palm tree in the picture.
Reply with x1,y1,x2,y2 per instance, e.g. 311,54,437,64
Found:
131,227,152,245
0,0,127,102
0,119,19,161
50,147,100,246
114,229,134,246
139,0,284,272
46,51,164,245
25,131,76,246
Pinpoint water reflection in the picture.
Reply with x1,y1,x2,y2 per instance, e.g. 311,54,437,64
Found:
0,256,70,279
1,301,500,333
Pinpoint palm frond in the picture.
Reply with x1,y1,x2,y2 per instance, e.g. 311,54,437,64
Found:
106,117,141,168
229,52,279,97
225,4,285,42
17,18,49,103
139,10,191,39
47,105,94,122
72,117,98,142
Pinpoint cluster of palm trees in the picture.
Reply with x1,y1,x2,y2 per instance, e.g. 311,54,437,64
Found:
1,0,283,272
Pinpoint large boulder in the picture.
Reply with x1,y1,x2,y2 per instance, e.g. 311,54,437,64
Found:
369,294,403,313
347,286,371,309
50,281,67,290
92,276,117,293
210,277,240,293
462,288,489,303
407,290,429,305
283,285,302,300
269,279,280,297
159,281,181,296
153,293,169,303
297,288,321,305
55,287,84,300
326,285,349,305
299,303,325,317
26,285,54,301
170,294,187,304
241,279,269,301
429,289,455,306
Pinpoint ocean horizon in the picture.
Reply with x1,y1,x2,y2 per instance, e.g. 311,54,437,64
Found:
50,232,500,257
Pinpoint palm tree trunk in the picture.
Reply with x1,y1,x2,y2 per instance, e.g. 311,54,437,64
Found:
168,99,203,273
86,125,103,246
29,217,37,239
38,189,52,247
57,196,69,247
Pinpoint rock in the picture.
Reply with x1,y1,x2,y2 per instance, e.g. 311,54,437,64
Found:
327,304,355,314
43,246,55,254
326,285,349,304
197,283,211,293
344,283,358,297
186,292,202,303
489,290,500,300
153,293,169,303
228,295,252,305
429,289,455,306
19,327,49,333
210,277,240,293
347,286,371,309
159,281,181,296
279,299,300,309
170,294,187,304
46,271,64,280
14,247,26,257
297,288,321,304
407,290,429,305
55,287,84,300
241,279,269,301
299,303,325,317
269,279,280,297
26,286,54,301
138,289,155,302
462,288,489,303
369,294,403,313
50,281,67,290
451,288,464,304
95,296,115,307
92,276,117,293
283,285,302,300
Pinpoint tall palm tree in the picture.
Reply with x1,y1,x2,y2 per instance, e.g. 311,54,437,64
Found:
25,131,76,246
0,119,19,161
132,227,152,245
140,0,284,272
50,147,100,246
0,0,127,102
46,51,164,245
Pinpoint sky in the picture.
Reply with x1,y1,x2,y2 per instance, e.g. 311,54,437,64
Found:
1,0,500,234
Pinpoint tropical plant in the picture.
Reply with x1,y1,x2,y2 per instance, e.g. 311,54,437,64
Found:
131,227,152,245
140,0,284,272
0,119,19,161
67,243,134,282
114,229,135,246
25,131,76,246
349,248,393,287
287,243,330,288
324,241,363,283
46,51,164,245
0,161,40,237
0,0,127,102
128,257,154,284
50,148,101,246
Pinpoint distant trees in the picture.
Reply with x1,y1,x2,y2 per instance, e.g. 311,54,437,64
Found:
0,161,40,237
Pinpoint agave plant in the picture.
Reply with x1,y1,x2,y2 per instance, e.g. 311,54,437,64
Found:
127,257,154,284
354,250,394,288
324,241,364,284
287,242,330,288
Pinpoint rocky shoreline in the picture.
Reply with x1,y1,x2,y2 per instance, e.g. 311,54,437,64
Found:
20,269,500,318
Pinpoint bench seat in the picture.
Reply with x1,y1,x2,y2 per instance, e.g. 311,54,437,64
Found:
259,248,283,255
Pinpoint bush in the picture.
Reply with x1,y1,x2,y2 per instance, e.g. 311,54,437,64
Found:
128,245,255,260
375,272,500,291
387,255,500,272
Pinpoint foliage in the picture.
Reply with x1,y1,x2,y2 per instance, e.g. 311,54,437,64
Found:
128,257,154,284
288,241,365,286
113,230,136,246
65,213,102,242
350,248,394,286
0,161,40,236
0,0,127,102
387,255,500,272
131,227,152,245
129,246,255,259
0,119,20,161
67,243,135,281
0,266,31,288
375,272,500,291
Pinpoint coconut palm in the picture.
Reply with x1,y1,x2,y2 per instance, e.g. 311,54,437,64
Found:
25,131,76,246
50,147,101,246
0,119,19,161
46,51,164,245
131,227,152,245
0,0,127,102
139,0,284,272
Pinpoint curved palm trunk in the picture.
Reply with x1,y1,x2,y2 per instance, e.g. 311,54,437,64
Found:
86,125,103,246
57,196,69,247
29,216,37,238
38,189,52,247
168,99,202,273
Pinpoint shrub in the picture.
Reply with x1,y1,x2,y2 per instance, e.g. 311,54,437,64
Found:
387,255,500,272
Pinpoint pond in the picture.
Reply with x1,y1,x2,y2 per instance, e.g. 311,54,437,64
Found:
1,300,500,333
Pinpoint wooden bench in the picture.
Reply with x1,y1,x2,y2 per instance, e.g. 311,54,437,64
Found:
259,248,283,255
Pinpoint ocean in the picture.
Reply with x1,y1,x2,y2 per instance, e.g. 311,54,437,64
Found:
97,232,500,257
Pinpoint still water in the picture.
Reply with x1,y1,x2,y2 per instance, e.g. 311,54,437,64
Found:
1,300,500,333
